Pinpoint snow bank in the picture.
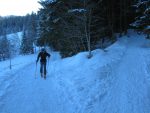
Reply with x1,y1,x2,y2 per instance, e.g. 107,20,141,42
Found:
50,36,128,112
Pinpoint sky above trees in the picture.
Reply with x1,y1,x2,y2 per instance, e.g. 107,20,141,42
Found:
0,0,41,16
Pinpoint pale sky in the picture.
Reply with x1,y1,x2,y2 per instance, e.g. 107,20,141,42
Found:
0,0,42,16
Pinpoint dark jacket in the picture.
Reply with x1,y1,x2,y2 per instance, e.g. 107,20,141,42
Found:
37,51,50,63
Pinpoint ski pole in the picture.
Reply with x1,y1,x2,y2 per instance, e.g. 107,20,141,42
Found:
35,62,37,79
47,57,50,69
46,58,49,74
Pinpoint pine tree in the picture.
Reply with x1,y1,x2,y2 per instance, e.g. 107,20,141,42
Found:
20,30,33,54
20,13,37,54
131,0,150,38
0,34,10,60
143,3,150,38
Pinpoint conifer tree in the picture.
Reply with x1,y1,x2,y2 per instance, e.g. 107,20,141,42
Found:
20,30,33,54
131,0,150,38
0,34,10,60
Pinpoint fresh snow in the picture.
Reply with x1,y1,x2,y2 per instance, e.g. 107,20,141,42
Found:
1,31,150,113
68,9,86,13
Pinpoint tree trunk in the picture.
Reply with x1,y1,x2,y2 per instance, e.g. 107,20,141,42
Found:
84,0,92,58
87,9,92,58
119,0,123,37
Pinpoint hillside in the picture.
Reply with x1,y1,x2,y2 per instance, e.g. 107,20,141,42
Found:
0,32,22,57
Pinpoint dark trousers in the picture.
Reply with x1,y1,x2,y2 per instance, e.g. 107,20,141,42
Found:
40,62,47,75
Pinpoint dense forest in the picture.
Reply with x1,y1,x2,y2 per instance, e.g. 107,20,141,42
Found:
37,0,150,57
0,0,149,60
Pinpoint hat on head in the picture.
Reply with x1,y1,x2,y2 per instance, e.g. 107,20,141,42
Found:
41,48,46,52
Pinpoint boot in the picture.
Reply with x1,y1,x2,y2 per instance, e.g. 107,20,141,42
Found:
41,73,43,78
44,74,46,79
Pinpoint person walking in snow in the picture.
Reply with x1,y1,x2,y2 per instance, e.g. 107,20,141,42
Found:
36,48,50,79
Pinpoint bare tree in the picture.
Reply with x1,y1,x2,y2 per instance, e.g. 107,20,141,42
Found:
83,0,93,58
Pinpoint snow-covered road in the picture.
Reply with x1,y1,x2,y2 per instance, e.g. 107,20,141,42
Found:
99,36,150,113
0,62,72,113
0,52,76,113
1,33,150,113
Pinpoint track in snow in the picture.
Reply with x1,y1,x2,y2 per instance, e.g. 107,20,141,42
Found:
0,62,73,113
98,36,150,113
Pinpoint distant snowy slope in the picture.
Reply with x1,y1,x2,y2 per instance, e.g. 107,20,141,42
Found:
0,32,23,56
7,32,22,41
0,32,22,43
8,32,23,55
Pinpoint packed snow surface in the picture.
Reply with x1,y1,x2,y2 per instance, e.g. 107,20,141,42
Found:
1,32,150,113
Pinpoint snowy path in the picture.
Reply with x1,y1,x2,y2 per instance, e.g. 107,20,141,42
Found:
0,62,72,113
99,37,150,113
